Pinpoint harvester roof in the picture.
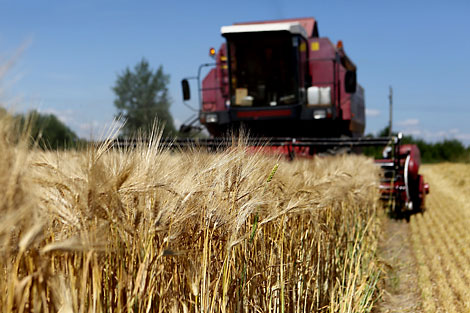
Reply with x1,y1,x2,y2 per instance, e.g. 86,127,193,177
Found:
221,22,308,39
232,17,319,38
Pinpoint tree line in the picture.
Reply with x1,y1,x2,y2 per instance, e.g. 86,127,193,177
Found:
0,107,81,149
363,126,470,163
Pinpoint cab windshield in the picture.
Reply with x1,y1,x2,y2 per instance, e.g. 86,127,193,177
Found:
227,32,300,107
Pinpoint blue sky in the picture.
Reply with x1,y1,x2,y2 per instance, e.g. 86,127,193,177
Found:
1,0,469,144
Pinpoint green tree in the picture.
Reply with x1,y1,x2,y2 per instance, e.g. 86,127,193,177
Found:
113,59,176,137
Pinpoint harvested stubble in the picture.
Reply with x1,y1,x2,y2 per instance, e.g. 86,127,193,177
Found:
0,115,383,312
411,163,470,312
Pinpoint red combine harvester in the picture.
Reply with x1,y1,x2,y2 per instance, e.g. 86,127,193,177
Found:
178,17,429,216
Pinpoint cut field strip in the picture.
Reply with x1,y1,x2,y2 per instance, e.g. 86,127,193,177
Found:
410,164,470,312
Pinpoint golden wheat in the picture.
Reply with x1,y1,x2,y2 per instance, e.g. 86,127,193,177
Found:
0,115,383,312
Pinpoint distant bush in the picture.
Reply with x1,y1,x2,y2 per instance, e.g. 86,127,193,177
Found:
405,138,468,163
364,126,470,163
16,110,81,149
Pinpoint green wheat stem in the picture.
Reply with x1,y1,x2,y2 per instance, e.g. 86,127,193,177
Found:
250,163,279,242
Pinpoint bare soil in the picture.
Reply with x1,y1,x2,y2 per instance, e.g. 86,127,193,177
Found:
375,216,423,313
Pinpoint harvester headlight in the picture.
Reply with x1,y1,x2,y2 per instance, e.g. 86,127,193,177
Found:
313,110,326,119
206,113,218,123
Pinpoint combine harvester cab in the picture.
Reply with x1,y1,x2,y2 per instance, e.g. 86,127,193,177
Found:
182,17,365,141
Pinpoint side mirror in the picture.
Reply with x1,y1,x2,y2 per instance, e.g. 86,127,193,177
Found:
345,70,357,93
181,79,191,101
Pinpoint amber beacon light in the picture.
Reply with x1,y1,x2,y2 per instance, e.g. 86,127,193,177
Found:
209,47,216,57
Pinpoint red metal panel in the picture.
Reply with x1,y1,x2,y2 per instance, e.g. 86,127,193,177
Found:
309,38,335,87
308,37,335,59
202,69,218,111
339,66,351,120
400,144,421,179
202,43,229,112
236,109,292,118
217,43,229,99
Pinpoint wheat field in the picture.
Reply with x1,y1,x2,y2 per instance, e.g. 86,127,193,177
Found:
0,114,384,312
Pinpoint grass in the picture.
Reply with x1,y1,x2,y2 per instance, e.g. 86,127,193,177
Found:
0,113,384,312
